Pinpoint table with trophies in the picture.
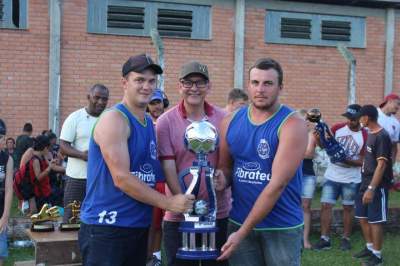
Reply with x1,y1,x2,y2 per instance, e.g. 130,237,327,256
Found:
25,201,82,265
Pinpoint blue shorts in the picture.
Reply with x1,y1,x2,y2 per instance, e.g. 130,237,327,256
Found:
321,180,360,205
78,223,148,266
0,229,8,259
355,187,388,223
302,175,317,199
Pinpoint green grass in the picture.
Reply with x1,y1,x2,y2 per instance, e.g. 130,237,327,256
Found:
302,231,400,266
10,195,24,218
5,232,400,266
311,186,400,209
4,246,34,266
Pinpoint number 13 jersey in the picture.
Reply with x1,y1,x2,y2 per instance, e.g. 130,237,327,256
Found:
81,103,164,228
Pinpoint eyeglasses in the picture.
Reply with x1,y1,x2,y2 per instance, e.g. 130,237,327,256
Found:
180,79,208,89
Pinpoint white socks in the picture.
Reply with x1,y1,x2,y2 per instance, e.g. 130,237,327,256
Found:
372,249,382,259
153,251,161,260
366,243,373,251
321,235,330,241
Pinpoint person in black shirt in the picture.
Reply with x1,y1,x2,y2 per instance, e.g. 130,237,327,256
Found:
353,105,392,266
14,123,34,168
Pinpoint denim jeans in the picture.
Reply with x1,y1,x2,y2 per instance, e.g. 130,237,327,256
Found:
79,223,148,266
301,175,317,199
321,180,360,205
227,222,302,266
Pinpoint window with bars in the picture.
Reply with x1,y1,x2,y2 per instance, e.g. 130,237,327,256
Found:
321,20,351,41
0,0,27,29
0,0,4,23
157,9,192,38
88,0,210,40
265,11,365,48
280,18,311,39
107,5,145,30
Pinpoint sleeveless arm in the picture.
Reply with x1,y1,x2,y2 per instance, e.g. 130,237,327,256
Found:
0,156,14,231
33,158,51,181
94,110,194,212
219,114,307,260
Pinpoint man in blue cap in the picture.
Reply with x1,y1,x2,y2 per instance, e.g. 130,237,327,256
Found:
147,88,169,265
147,89,168,124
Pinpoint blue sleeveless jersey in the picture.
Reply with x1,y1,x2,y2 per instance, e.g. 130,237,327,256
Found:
81,103,164,228
227,105,303,229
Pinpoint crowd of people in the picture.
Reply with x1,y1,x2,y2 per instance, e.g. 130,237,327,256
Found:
0,53,398,266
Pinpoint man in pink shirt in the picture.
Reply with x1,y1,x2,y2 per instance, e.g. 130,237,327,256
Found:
157,61,231,266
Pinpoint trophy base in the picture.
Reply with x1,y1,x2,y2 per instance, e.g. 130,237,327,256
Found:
59,223,80,231
177,249,219,260
31,223,55,232
179,221,218,232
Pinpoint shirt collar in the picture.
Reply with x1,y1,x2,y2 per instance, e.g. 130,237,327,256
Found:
178,100,214,119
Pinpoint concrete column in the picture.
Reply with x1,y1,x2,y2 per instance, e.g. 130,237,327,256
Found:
234,0,245,89
384,8,395,96
48,0,62,134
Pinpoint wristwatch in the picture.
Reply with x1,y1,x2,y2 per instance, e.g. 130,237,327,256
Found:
367,185,375,191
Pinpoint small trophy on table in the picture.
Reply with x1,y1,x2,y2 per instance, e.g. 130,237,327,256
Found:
59,200,81,231
176,121,219,261
30,204,60,232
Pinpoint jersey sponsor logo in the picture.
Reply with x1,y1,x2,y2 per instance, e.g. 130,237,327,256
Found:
132,163,156,185
235,161,271,185
257,139,270,159
150,140,157,160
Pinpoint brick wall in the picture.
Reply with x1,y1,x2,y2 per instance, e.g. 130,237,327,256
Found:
0,0,49,137
0,0,395,138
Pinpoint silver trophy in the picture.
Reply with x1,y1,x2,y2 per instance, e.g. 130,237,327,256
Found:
176,121,219,260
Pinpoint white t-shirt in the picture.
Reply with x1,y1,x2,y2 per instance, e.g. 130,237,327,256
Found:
378,108,400,143
324,123,367,183
60,108,98,179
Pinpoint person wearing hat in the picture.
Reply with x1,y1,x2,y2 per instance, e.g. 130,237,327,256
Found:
313,104,368,251
146,88,169,265
147,88,169,124
79,54,194,266
354,105,392,266
378,93,400,160
156,61,230,266
0,119,14,264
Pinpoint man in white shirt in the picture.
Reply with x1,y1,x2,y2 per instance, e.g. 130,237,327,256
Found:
378,93,400,160
313,104,367,251
60,84,109,223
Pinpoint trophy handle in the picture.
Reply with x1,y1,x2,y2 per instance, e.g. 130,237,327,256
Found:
178,166,201,196
205,166,217,220
316,121,346,163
